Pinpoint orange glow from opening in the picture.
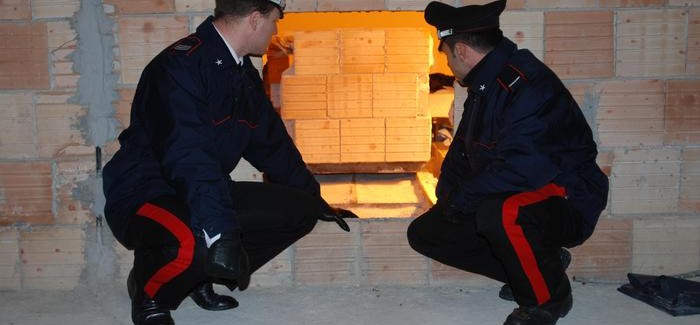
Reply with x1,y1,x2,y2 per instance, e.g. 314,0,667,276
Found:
272,11,451,76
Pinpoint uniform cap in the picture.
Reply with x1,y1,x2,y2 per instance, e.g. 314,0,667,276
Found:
268,0,285,11
425,0,506,40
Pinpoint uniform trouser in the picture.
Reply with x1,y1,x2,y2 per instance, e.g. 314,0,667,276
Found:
407,183,585,307
121,181,319,309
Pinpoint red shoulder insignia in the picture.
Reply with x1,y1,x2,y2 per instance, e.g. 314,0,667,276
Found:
169,36,202,56
496,64,528,92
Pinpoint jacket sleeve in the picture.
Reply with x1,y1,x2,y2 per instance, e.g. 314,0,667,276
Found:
243,104,321,198
449,85,564,214
150,63,238,234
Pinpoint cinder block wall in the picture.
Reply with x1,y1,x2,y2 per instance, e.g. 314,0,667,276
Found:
1,0,699,291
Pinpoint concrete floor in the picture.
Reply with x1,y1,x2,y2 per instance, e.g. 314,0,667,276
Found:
1,282,698,325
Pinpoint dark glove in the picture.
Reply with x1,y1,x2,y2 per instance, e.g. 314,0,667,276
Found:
319,206,359,232
206,230,251,290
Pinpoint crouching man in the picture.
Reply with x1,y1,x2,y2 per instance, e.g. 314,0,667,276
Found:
407,1,609,325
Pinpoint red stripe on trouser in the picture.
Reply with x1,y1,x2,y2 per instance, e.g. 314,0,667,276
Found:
502,183,566,305
136,203,195,299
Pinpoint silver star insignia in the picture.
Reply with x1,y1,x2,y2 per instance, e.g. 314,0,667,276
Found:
215,59,223,66
479,84,486,91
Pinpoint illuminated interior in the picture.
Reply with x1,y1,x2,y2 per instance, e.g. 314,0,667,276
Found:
263,12,457,218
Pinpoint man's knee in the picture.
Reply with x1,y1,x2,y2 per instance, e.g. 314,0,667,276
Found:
407,215,432,256
299,213,318,237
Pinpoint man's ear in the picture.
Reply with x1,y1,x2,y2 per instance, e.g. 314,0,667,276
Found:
249,11,261,31
454,42,470,62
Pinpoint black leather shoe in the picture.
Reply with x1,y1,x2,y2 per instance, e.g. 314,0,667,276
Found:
503,294,572,325
128,269,174,325
499,248,572,301
189,282,239,311
206,231,251,290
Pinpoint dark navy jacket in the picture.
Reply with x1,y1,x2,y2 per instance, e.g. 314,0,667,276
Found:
103,17,319,241
437,38,609,240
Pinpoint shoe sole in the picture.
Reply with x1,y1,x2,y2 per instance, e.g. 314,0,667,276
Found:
189,295,239,311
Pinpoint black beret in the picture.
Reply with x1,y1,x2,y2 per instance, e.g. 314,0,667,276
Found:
424,0,506,40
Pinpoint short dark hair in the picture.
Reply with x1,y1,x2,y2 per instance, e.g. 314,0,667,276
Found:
214,0,279,21
440,28,503,54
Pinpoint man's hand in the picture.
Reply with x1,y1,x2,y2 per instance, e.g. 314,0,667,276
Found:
319,206,359,232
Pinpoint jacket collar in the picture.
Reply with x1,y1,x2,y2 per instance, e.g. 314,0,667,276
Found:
461,38,517,96
196,16,240,70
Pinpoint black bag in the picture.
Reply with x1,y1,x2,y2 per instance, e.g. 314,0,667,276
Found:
618,273,700,316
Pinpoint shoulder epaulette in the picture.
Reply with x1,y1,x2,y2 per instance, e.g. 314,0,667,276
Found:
496,64,527,93
169,35,202,56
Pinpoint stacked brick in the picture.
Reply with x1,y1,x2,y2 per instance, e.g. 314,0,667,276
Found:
281,28,432,164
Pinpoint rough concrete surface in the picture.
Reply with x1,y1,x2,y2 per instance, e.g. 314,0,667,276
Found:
1,282,699,325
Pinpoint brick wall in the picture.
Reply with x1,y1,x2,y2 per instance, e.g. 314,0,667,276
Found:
0,0,699,291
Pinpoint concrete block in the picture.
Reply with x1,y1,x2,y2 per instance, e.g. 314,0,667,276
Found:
430,260,496,287
569,218,632,282
681,148,700,212
610,148,681,214
105,0,175,14
361,220,429,285
250,248,293,287
596,79,665,147
294,221,359,285
54,158,96,225
117,16,189,84
0,22,50,89
386,0,438,11
32,0,80,18
545,11,613,79
0,0,31,19
502,11,544,60
616,9,686,77
115,88,135,131
318,174,355,205
36,92,89,157
355,174,420,204
665,80,700,145
0,229,21,290
48,21,78,90
285,0,316,12
526,0,598,8
327,74,373,118
317,0,385,11
0,92,37,159
294,119,340,163
340,118,385,162
20,226,85,290
114,240,133,282
632,217,700,275
174,0,212,12
688,9,700,75
601,0,666,7
0,162,53,226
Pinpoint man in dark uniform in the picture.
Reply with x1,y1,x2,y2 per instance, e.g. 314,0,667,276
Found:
407,1,609,325
102,1,357,324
